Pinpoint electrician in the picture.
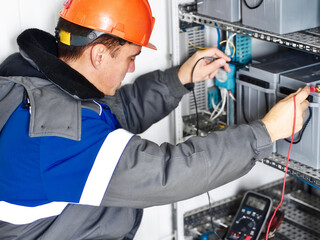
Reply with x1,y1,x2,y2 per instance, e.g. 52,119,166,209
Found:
0,0,309,239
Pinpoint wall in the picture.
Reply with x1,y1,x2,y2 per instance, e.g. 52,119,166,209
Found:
0,1,61,62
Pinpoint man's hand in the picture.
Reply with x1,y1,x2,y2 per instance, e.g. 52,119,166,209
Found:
178,47,231,85
262,86,310,142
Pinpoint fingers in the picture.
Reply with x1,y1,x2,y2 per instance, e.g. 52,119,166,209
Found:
191,47,232,80
200,47,231,62
208,58,227,70
301,99,309,111
214,49,231,62
223,63,231,73
196,56,228,81
262,85,311,142
295,101,308,131
209,69,219,79
205,58,232,79
283,88,301,101
295,86,310,103
200,48,232,73
178,47,231,85
283,86,310,105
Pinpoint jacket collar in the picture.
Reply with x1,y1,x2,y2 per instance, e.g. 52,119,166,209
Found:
16,28,104,100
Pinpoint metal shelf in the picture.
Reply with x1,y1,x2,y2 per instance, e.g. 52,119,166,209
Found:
263,154,320,189
183,177,320,240
179,11,320,55
179,10,320,188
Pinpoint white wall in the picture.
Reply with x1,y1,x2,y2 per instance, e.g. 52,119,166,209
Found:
0,0,62,62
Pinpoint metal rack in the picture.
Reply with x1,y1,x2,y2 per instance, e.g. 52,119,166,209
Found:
179,10,320,190
183,177,320,240
179,11,320,55
263,154,320,189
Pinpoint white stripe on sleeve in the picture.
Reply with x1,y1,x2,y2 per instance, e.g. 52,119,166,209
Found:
79,129,134,206
0,129,133,224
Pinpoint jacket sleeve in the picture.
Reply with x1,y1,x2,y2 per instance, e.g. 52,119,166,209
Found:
102,120,273,208
115,66,189,133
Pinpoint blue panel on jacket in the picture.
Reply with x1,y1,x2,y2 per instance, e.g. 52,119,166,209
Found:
0,103,121,207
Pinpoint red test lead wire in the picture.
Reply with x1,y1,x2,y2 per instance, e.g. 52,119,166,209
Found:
265,95,296,240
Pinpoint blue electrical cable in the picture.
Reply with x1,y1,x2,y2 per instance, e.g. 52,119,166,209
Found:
215,23,221,50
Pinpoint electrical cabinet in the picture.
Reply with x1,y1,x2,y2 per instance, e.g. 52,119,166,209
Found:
169,0,320,239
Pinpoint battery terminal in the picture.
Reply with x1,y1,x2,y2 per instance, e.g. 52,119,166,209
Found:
310,86,320,93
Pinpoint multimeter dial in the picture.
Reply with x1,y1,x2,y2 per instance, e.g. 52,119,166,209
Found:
225,191,272,240
234,216,256,234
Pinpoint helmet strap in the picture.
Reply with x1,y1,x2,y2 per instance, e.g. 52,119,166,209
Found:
55,28,127,47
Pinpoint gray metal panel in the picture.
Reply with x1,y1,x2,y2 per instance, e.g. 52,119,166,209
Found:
281,64,320,85
197,0,241,22
236,70,277,122
242,0,320,34
253,51,320,74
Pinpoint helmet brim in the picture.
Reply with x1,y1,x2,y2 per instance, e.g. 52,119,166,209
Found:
146,42,157,50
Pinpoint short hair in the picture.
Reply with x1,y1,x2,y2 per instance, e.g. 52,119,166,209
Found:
56,17,123,61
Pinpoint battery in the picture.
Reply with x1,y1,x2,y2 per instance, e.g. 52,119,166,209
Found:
277,65,320,169
237,50,320,125
242,0,320,34
197,0,241,23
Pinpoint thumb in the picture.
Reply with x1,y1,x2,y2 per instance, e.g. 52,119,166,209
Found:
295,86,310,103
206,58,227,75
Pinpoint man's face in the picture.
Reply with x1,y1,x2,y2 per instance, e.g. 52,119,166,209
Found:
99,44,142,95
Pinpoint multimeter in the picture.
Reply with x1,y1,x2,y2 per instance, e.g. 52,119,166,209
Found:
225,191,273,240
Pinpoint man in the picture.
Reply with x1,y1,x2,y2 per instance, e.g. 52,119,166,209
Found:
0,0,309,239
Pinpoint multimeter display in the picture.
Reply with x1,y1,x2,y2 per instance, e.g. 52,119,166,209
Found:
225,191,272,240
246,196,267,211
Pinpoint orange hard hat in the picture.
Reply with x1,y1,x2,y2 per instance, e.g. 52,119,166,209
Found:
59,0,156,50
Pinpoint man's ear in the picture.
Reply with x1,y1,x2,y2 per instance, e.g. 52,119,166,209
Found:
90,44,107,69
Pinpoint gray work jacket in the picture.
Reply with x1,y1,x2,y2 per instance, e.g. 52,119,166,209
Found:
0,29,273,240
